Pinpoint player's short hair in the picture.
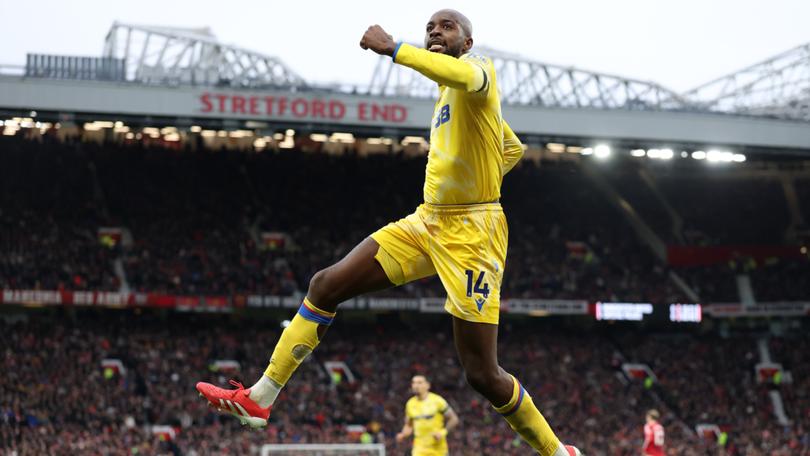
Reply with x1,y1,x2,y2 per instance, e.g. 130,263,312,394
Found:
412,374,430,383
435,9,473,38
647,409,660,420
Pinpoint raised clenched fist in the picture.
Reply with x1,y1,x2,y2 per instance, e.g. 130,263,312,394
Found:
360,25,396,56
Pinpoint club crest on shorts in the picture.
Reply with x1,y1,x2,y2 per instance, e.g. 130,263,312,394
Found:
475,297,486,312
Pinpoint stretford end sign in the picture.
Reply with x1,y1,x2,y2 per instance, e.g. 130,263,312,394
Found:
200,92,409,123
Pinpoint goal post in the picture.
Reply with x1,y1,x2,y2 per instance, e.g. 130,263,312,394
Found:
260,443,386,456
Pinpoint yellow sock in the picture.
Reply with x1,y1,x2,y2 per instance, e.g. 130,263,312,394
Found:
493,375,561,456
263,298,335,386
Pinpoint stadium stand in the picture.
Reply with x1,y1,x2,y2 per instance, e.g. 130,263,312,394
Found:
1,135,810,455
3,311,806,455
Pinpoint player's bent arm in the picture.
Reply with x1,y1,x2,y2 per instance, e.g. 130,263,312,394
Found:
444,407,460,431
502,120,524,175
396,416,414,442
393,43,486,93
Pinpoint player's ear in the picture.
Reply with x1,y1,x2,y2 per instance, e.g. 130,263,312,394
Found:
464,36,473,54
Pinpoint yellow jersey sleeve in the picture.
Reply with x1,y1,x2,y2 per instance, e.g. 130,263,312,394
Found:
502,120,524,175
393,43,487,93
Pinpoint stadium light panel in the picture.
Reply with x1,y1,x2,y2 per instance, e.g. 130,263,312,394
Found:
680,151,689,158
692,151,706,160
125,132,135,139
660,149,674,160
329,132,355,143
279,137,294,149
706,150,722,162
647,149,661,158
566,146,583,154
580,147,593,155
546,142,565,153
29,111,36,117
401,136,427,146
732,154,746,163
273,133,284,140
594,145,611,158
310,134,328,142
190,126,202,133
630,149,646,157
201,130,216,137
164,133,180,142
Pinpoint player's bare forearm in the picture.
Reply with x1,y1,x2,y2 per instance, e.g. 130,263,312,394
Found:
445,408,460,431
396,422,413,442
359,25,396,56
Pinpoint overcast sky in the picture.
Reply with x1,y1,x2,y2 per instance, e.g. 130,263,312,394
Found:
0,0,807,92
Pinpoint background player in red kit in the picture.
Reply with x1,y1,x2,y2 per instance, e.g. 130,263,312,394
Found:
642,409,665,456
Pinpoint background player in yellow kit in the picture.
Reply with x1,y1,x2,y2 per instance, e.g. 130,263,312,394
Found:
197,9,582,456
396,375,459,456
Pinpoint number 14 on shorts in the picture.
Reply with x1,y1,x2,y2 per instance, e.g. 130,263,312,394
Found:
464,269,490,312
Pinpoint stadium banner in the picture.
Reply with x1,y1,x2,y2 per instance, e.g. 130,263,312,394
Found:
705,302,810,317
4,77,810,148
504,299,588,315
3,289,808,317
0,289,587,315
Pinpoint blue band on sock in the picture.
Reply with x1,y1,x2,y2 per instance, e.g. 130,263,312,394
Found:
500,383,526,417
297,303,334,325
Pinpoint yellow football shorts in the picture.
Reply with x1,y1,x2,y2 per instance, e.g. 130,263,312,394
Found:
370,202,508,324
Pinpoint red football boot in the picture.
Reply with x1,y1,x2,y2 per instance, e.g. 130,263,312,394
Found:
196,379,271,428
565,445,584,455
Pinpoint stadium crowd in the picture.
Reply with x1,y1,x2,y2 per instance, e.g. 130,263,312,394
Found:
9,135,808,304
1,136,809,455
2,311,807,455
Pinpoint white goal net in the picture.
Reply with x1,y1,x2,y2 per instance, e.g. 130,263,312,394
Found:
260,443,386,456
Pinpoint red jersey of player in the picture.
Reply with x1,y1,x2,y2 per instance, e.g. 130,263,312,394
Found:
642,409,665,456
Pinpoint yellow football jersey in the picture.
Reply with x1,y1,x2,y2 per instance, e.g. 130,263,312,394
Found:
424,53,502,204
405,392,450,456
394,43,523,205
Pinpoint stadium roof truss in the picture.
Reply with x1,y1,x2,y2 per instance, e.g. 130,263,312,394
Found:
20,25,810,123
683,42,810,122
365,45,692,111
103,22,306,89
